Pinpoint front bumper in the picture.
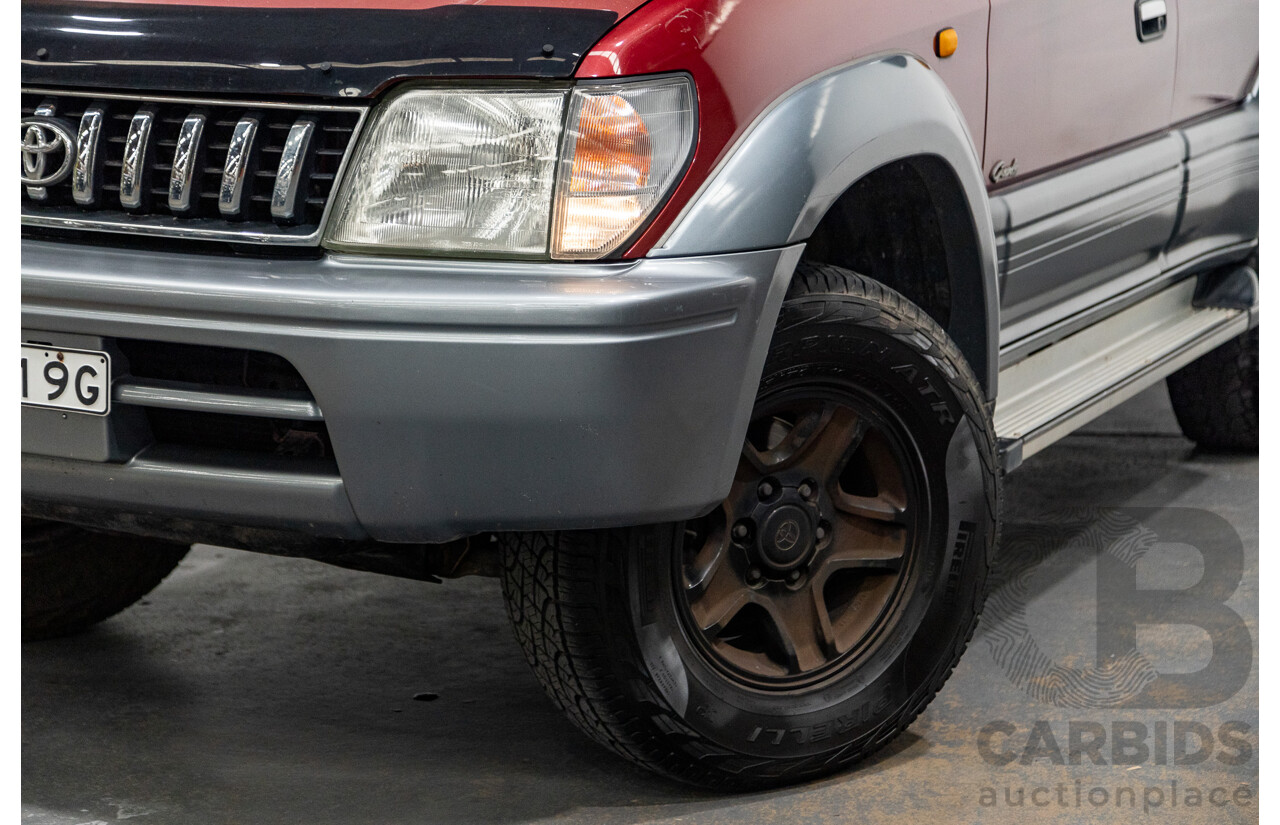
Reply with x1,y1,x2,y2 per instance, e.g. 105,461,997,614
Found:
22,238,802,543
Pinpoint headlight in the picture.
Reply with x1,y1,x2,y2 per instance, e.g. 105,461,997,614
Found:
325,89,566,256
324,76,695,260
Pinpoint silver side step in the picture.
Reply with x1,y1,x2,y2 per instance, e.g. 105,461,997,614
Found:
995,277,1249,471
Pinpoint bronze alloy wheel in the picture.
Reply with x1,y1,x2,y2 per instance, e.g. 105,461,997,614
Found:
678,387,926,688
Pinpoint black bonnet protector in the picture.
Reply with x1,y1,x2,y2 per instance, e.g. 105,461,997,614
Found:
21,1,619,99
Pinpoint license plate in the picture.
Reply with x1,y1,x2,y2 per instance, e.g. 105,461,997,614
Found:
21,344,111,416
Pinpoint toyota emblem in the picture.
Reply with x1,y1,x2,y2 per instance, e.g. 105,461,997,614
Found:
21,117,76,187
773,519,801,553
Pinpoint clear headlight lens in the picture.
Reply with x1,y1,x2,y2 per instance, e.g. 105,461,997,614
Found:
551,77,696,259
325,76,696,260
326,89,567,256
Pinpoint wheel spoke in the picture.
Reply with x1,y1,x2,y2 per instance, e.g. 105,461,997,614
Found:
710,640,789,679
817,518,907,576
827,575,899,654
744,408,823,471
803,404,866,480
805,526,908,658
809,579,840,659
740,440,771,475
756,589,830,674
747,403,865,480
831,428,909,524
686,552,750,634
685,519,729,594
832,488,906,523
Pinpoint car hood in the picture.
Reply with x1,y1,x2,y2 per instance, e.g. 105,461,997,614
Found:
22,0,645,99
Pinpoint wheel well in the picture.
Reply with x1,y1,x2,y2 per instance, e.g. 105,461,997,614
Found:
800,155,991,392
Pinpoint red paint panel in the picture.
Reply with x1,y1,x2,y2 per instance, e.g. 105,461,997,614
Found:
576,0,989,258
1172,0,1258,122
986,0,1177,183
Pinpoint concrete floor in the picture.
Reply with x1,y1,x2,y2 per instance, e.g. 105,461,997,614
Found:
22,384,1258,825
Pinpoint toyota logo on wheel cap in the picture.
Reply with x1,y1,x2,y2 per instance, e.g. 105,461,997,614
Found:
774,519,801,553
21,117,76,187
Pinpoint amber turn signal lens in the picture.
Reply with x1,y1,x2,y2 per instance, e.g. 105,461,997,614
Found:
551,76,696,259
569,94,652,194
935,27,958,59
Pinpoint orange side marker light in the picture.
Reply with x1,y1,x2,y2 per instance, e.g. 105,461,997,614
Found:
935,28,958,59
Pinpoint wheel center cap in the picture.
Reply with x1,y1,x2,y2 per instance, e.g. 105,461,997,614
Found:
758,505,814,570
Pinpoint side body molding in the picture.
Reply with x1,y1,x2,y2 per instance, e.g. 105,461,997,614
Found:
651,55,1000,397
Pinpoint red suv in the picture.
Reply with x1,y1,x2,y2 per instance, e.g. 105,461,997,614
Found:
21,0,1258,788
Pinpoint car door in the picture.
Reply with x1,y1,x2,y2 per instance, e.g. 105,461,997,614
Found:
985,0,1183,346
1163,0,1259,271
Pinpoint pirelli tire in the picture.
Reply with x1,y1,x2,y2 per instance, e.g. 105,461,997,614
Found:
22,518,190,642
500,262,999,789
1166,326,1259,452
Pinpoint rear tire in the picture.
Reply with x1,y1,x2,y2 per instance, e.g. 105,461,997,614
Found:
500,262,999,789
22,518,190,641
1166,327,1258,452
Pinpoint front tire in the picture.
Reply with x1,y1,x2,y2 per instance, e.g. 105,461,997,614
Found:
500,263,999,789
23,518,190,641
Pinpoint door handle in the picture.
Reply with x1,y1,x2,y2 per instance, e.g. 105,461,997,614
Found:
1135,0,1168,42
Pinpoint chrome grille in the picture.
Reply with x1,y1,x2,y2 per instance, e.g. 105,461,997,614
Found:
21,90,366,245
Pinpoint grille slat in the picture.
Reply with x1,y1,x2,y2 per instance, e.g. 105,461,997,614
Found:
21,90,365,245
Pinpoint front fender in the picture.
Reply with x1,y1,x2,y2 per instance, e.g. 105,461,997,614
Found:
652,54,1000,396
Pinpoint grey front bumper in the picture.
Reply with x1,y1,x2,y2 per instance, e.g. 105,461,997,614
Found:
22,239,802,543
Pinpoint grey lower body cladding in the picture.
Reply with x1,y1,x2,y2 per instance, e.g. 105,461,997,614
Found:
21,239,803,544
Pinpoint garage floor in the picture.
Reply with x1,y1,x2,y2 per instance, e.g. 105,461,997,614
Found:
22,384,1258,825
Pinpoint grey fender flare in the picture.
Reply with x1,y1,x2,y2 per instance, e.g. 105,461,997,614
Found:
652,54,1000,398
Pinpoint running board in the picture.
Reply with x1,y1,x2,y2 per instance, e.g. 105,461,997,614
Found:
994,278,1249,472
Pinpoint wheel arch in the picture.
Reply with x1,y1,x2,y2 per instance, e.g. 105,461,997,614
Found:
801,154,994,400
652,54,1000,398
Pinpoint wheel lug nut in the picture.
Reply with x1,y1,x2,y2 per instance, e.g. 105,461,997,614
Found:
787,569,802,583
815,524,828,540
798,482,813,499
747,567,763,583
758,481,775,499
732,521,751,540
